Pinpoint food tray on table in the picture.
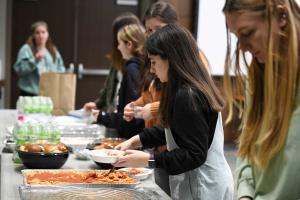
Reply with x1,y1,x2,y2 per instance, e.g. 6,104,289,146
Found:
19,169,170,200
19,185,168,200
21,169,139,188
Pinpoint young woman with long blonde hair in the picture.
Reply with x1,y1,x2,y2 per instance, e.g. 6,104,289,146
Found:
223,0,300,199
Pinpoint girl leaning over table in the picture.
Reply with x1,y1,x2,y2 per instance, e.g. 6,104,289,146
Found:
114,24,234,200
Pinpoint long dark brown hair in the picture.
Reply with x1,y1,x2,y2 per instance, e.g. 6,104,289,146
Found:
26,21,57,62
108,12,141,71
145,24,225,126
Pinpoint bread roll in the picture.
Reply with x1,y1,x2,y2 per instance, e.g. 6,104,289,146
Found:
43,144,57,153
25,144,43,152
57,143,68,152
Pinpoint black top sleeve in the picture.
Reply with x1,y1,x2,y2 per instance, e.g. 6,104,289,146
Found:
141,87,218,175
123,64,140,105
118,58,141,110
96,58,144,139
97,111,144,139
139,125,166,147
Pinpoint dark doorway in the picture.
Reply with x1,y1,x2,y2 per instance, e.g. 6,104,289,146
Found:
10,0,138,109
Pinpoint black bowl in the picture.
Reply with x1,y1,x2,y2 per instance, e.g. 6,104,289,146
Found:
94,162,114,169
17,149,69,169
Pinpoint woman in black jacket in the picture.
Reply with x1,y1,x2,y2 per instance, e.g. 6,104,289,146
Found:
97,24,146,139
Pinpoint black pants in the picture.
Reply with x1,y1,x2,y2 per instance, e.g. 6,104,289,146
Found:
20,90,36,96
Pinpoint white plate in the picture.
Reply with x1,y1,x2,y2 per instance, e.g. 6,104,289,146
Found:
89,149,124,163
120,168,152,180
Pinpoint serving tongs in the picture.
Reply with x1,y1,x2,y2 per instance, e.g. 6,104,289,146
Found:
105,166,116,176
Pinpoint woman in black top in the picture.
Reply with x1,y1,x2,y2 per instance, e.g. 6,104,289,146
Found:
97,24,146,139
83,12,141,113
114,24,233,199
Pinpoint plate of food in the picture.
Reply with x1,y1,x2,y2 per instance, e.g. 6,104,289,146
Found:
120,168,153,180
88,149,125,164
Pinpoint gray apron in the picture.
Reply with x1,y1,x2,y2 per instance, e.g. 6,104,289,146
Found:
165,113,233,200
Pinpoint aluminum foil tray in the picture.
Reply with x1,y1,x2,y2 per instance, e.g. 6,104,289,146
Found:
22,169,139,187
19,185,166,200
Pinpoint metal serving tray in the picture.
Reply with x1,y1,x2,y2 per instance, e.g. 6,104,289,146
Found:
19,185,166,200
21,169,139,188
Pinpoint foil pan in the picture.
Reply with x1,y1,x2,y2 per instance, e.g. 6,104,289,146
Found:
22,169,139,188
19,185,167,200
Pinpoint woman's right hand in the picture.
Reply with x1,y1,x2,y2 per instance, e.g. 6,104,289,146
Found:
123,102,135,122
83,102,97,112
